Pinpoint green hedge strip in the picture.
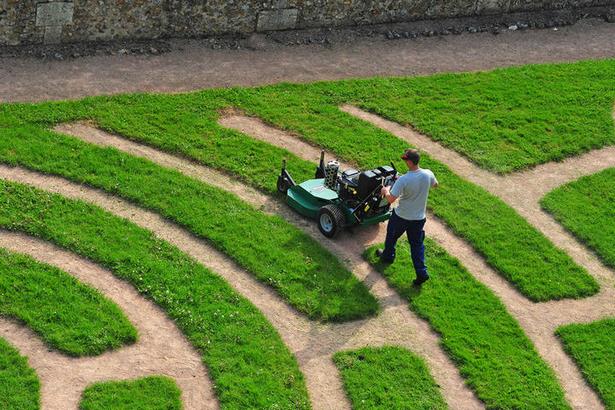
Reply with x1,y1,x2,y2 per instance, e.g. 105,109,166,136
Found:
0,337,39,410
557,319,615,409
541,168,615,270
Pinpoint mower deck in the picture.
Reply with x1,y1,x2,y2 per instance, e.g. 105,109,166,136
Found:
287,178,391,226
287,178,336,219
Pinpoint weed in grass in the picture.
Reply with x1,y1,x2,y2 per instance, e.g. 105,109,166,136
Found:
557,319,615,409
0,181,310,409
364,241,569,409
0,248,137,356
541,168,615,270
334,346,447,410
0,337,39,410
80,376,182,410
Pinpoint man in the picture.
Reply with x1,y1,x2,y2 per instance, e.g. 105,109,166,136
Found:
377,149,438,286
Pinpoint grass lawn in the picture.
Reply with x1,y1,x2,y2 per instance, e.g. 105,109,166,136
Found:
0,337,39,410
80,376,181,410
0,120,377,323
334,346,447,410
349,60,615,173
557,319,615,409
364,241,568,409
541,168,615,270
0,248,136,356
1,60,605,301
230,78,598,301
0,180,310,409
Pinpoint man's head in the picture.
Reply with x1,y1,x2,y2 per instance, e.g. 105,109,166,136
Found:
401,149,420,169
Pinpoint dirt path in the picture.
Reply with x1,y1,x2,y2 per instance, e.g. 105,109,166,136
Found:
1,19,614,103
217,114,614,409
56,118,615,407
0,232,216,410
50,123,483,409
342,105,615,286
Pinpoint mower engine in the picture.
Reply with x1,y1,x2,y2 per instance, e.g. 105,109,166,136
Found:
277,151,399,237
337,165,397,221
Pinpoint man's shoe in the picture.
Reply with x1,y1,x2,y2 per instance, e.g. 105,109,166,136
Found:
375,249,394,264
412,276,429,287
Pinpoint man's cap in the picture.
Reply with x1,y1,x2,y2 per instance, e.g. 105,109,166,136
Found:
401,149,420,161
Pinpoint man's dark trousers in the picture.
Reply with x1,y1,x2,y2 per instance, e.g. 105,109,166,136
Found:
380,210,428,280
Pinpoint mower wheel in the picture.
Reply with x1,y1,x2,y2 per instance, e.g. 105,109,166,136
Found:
318,204,345,238
277,176,290,194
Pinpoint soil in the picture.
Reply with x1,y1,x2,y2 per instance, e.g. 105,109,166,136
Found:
0,18,614,103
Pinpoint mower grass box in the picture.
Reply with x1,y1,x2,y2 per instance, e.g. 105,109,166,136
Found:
278,152,397,237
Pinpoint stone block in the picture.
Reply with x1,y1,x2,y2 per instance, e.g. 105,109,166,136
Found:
271,0,292,8
257,8,298,31
475,0,511,14
36,2,73,27
44,24,63,43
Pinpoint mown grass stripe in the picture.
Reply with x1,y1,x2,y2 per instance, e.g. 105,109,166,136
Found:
334,346,447,410
0,336,39,410
0,248,137,357
541,168,615,270
364,241,569,409
0,120,377,322
80,376,182,410
0,180,310,409
557,319,615,409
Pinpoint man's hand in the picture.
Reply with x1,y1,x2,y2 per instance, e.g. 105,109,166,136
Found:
381,185,398,205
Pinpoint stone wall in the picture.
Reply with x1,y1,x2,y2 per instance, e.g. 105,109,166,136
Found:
1,0,613,46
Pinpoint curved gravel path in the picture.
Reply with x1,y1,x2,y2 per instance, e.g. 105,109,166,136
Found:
218,113,615,409
341,105,615,287
50,122,484,409
0,232,216,410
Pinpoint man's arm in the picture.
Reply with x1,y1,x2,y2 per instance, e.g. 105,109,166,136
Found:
380,185,398,205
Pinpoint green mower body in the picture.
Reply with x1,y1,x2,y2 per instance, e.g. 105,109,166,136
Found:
277,153,396,238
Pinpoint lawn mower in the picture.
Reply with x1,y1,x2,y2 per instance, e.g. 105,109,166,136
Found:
277,152,399,238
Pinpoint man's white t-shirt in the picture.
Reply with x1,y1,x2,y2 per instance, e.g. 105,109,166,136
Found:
390,168,438,221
